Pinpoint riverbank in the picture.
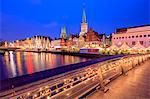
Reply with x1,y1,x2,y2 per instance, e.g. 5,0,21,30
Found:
6,49,110,58
48,51,109,58
0,50,5,55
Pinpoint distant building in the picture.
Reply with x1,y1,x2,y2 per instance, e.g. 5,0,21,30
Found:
7,36,51,50
78,35,86,48
80,29,102,54
51,39,61,47
105,35,112,47
60,26,67,39
98,34,111,47
112,25,150,47
66,34,74,48
79,9,88,36
85,29,101,48
32,36,51,49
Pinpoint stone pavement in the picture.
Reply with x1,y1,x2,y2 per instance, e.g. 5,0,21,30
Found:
87,60,150,99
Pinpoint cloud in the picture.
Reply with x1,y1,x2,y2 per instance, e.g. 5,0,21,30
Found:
44,22,58,28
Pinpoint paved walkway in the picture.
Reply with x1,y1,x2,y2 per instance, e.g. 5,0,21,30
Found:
87,60,150,99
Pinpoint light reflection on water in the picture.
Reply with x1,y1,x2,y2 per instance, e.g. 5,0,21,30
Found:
0,51,90,80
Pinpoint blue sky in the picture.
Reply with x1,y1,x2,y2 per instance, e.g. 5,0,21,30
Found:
1,0,149,41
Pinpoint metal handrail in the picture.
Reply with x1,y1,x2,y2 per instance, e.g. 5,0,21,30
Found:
1,54,150,99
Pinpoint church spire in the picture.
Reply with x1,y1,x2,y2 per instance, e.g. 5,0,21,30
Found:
60,26,67,39
82,8,86,23
80,7,88,36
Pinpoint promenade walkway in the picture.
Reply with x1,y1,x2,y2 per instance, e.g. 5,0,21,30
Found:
87,60,150,99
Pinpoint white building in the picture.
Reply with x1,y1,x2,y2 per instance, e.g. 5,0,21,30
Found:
112,25,150,48
51,39,61,47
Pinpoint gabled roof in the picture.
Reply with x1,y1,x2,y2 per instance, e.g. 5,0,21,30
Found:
146,46,150,50
107,43,119,50
119,42,130,50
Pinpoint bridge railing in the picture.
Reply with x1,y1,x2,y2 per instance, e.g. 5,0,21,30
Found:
1,54,150,99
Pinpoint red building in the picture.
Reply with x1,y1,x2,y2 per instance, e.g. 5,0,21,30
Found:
84,29,101,48
86,29,100,42
60,38,66,46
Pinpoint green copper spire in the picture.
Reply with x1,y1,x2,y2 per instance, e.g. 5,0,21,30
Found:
63,26,66,33
82,9,86,23
60,26,67,39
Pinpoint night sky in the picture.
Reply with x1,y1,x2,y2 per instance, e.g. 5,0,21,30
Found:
1,0,149,41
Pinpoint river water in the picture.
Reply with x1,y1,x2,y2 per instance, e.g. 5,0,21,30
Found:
0,51,91,80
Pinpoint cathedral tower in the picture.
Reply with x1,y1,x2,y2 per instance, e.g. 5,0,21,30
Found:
79,8,88,36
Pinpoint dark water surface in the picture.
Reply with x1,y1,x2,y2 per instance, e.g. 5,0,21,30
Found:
0,51,91,80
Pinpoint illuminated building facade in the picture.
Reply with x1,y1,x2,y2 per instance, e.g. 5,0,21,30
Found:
33,36,51,49
50,39,61,48
66,34,81,51
112,25,150,48
7,36,51,50
85,29,101,48
80,29,105,54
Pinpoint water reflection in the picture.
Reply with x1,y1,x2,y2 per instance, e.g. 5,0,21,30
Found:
9,51,17,77
26,52,33,74
0,51,90,80
16,52,23,75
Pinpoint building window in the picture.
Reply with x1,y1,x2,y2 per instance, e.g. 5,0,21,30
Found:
144,35,146,37
140,41,143,45
129,36,131,38
148,34,150,37
119,37,121,39
114,38,115,39
140,35,142,37
132,36,134,38
132,41,136,45
122,37,124,39
117,37,118,39
136,35,138,38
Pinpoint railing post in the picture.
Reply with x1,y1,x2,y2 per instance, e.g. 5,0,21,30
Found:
11,85,16,98
119,58,127,75
97,65,109,93
130,57,134,69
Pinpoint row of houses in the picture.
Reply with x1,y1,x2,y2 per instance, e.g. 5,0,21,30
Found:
2,24,149,54
2,28,111,52
51,29,111,52
3,36,51,50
